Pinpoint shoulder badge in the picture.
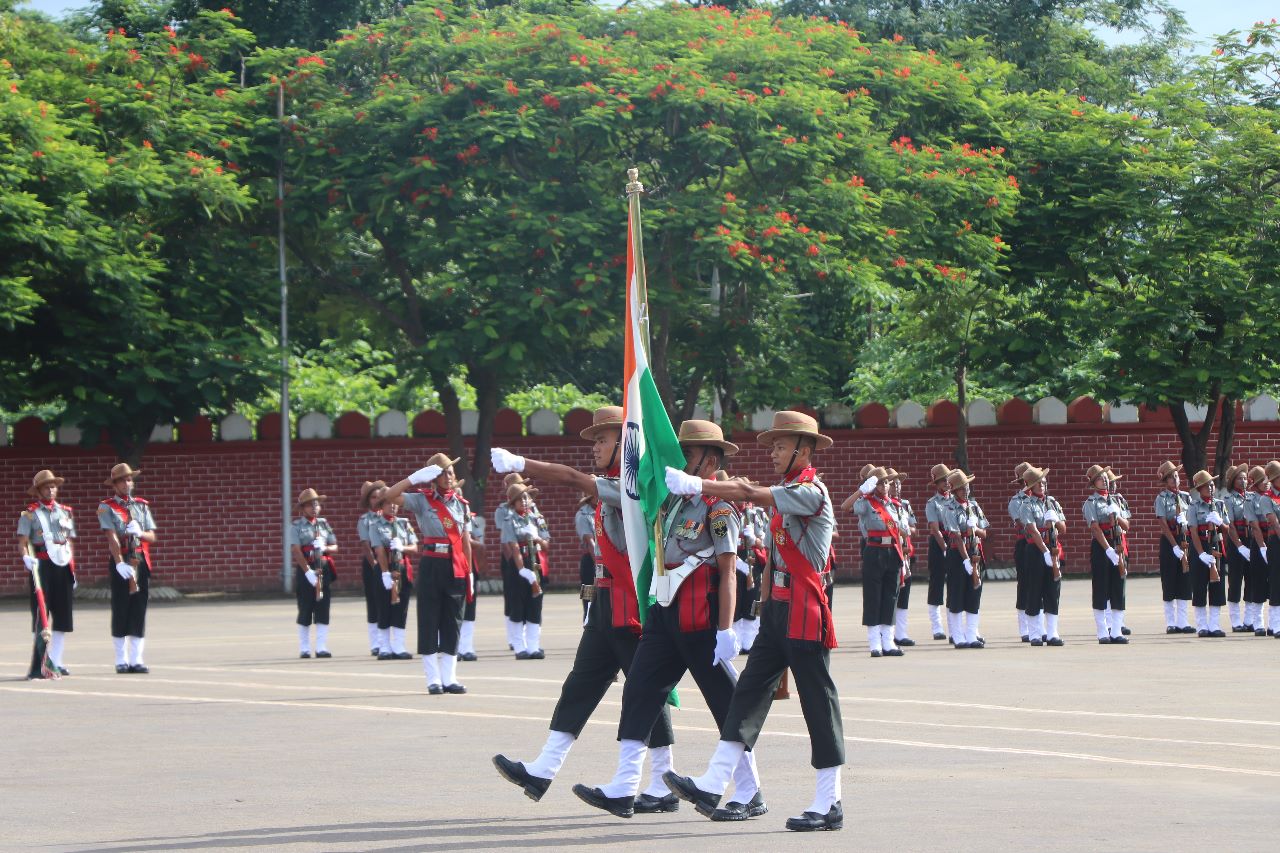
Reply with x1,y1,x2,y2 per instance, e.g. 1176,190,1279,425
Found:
710,516,729,539
97,505,110,516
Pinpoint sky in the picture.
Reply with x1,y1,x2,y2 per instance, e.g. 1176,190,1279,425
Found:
13,0,1280,53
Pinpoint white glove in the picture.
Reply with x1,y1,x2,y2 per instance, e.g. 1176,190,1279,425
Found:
1206,511,1224,526
312,538,326,553
962,558,973,575
490,448,525,474
735,557,751,575
665,467,703,496
304,568,318,586
1198,551,1215,567
124,520,143,536
1238,545,1251,561
22,554,39,572
1176,512,1187,526
1043,549,1054,567
713,628,741,667
859,475,878,495
408,463,443,485
1105,547,1120,566
519,567,537,584
1044,510,1061,523
1172,545,1184,560
115,561,134,580
389,537,403,552
381,571,393,590
1261,546,1269,562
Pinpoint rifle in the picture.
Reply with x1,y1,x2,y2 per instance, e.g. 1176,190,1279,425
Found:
310,537,326,603
1112,488,1130,578
1176,494,1191,575
1045,496,1063,581
527,539,544,598
26,541,58,680
123,523,141,595
1206,495,1225,584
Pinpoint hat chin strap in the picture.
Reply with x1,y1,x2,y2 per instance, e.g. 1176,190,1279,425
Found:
685,448,710,478
605,439,620,473
781,437,804,480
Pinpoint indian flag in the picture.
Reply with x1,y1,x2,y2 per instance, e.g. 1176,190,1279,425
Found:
619,169,684,624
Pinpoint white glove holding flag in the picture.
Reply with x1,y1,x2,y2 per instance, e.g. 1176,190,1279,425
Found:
408,464,443,485
1238,545,1251,561
1173,545,1185,560
519,567,537,584
312,538,326,553
381,572,393,590
1198,551,1215,567
963,558,973,576
304,569,318,586
859,476,878,495
712,629,741,667
115,561,134,580
22,555,39,573
735,557,751,575
1176,512,1187,526
1043,549,1054,567
490,448,525,474
1105,547,1120,566
665,467,703,496
124,520,143,536
1206,511,1225,526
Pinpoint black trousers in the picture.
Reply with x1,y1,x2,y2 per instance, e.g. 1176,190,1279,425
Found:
734,570,759,622
549,589,674,748
109,557,150,637
1025,546,1062,617
617,601,736,745
579,553,596,621
29,560,74,633
1190,557,1227,608
926,537,948,607
720,598,844,769
1246,547,1270,605
464,569,478,621
1227,545,1249,604
1159,539,1192,601
361,557,379,623
501,554,518,620
945,550,982,615
374,565,413,631
1269,536,1280,605
295,564,333,626
510,573,544,624
1013,538,1028,611
417,555,465,655
1088,541,1125,611
896,573,911,609
861,547,900,626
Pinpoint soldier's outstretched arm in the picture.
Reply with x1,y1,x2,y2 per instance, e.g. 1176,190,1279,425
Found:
521,459,598,495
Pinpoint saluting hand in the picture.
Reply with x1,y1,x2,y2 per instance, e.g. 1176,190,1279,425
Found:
491,448,525,474
665,467,702,496
408,463,443,485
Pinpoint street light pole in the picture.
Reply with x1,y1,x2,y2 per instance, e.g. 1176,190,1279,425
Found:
278,82,293,594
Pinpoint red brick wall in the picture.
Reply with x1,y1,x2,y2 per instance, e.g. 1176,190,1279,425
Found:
4,422,1279,595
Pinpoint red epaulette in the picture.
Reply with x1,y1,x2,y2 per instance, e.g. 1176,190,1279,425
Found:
132,497,150,505
701,494,720,509
26,502,40,512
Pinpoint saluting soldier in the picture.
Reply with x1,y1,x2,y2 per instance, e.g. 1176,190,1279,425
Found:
489,406,676,812
1186,470,1229,637
1008,461,1033,642
1221,464,1254,632
99,463,158,673
18,469,77,677
943,469,989,649
1154,461,1195,634
369,497,417,659
887,468,917,648
291,488,337,658
576,492,599,625
663,411,844,833
575,421,764,822
384,453,473,694
358,480,388,656
849,467,904,658
925,464,952,640
1244,465,1274,635
1083,465,1128,644
1020,466,1065,646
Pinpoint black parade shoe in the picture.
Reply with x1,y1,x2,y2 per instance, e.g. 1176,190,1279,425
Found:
1233,625,1249,633
1098,637,1112,645
492,755,552,802
711,791,768,821
315,650,332,658
785,801,844,832
633,792,680,814
378,652,396,661
116,664,131,674
427,683,444,695
443,683,467,694
395,651,413,660
514,651,532,660
896,638,916,647
129,664,150,674
662,772,722,818
56,666,70,675
572,784,634,818
1256,627,1269,637
299,651,311,659
869,649,882,658
1110,635,1129,644
458,652,478,662
1021,635,1030,643
370,648,380,657
1030,636,1043,647
527,649,546,660
882,647,905,657
1180,626,1197,634
1121,626,1132,635
1165,626,1179,634
933,632,947,641
1197,629,1210,638
1047,637,1065,647
1209,629,1227,638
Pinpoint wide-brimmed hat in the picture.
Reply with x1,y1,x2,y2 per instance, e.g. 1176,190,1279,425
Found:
712,470,730,482
1022,466,1049,487
947,470,976,489
296,487,326,508
28,469,65,497
884,467,905,481
858,463,875,481
1010,461,1031,485
1104,466,1124,482
425,452,460,471
580,405,624,440
1265,460,1280,485
865,465,889,482
930,464,952,484
1249,465,1269,488
104,463,141,486
503,472,530,488
359,479,387,509
677,419,739,455
1156,460,1183,482
1225,463,1249,485
756,410,832,451
1191,470,1215,490
1085,464,1110,484
507,483,538,504
576,490,596,506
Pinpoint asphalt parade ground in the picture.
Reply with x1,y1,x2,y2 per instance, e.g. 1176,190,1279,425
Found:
3,575,1278,853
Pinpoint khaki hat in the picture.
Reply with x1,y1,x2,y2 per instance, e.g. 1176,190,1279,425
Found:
866,466,889,482
28,469,65,497
105,462,142,486
947,469,976,489
359,479,387,509
503,472,529,488
1156,460,1183,482
1009,461,1031,485
1104,467,1124,481
1225,463,1249,485
1265,460,1280,485
506,483,539,504
712,470,731,482
580,405,624,440
858,463,876,480
1249,465,1268,488
1022,466,1049,487
756,410,832,450
884,467,905,481
425,452,460,470
577,490,596,506
1084,464,1110,484
1191,470,1215,490
930,464,952,484
677,419,739,455
296,487,326,508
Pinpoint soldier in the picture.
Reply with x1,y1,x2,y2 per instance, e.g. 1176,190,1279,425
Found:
1106,469,1133,637
663,411,844,833
384,453,473,694
1244,465,1274,635
849,467,904,658
1008,461,1033,642
369,497,417,659
1083,465,1128,644
99,463,158,673
575,492,599,625
887,468,917,648
732,490,766,653
1221,464,1254,631
1020,466,1066,646
500,483,548,659
1186,470,1229,637
357,480,388,656
925,464,952,640
1154,461,1195,634
574,421,765,822
18,469,77,677
498,473,529,651
458,507,484,661
943,469,989,649
488,406,677,813
290,488,337,658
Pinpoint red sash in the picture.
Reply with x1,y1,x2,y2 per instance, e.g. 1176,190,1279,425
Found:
769,468,837,649
421,489,472,601
595,501,641,634
870,495,903,561
105,497,151,568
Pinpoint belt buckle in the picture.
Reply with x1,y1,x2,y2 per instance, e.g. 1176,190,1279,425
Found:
772,569,788,588
594,564,606,580
749,599,762,618
580,584,596,602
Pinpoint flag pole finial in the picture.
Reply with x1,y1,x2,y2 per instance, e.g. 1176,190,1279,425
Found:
626,167,644,195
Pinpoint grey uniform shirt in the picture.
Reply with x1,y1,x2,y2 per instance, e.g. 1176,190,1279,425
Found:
1008,490,1029,530
96,496,157,538
497,507,539,545
593,476,629,556
660,495,740,567
852,493,898,536
368,514,417,555
1187,495,1226,551
767,474,834,573
1223,490,1249,532
925,493,950,547
290,516,335,553
1246,491,1277,527
1082,492,1121,528
18,502,77,550
943,497,989,540
357,510,378,543
575,505,599,557
403,489,471,540
1154,489,1191,529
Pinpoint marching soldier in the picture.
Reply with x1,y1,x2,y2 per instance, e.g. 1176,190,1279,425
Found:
887,469,917,648
1008,461,1033,642
1221,464,1253,631
663,411,844,832
732,493,767,653
574,421,764,822
488,406,676,812
358,480,388,656
849,467,904,658
459,509,484,661
1154,461,1195,634
576,492,599,625
291,488,337,658
384,453,473,694
943,469,989,648
369,497,417,659
1020,466,1065,646
1083,465,1128,644
925,464,952,640
1186,470,1229,637
18,469,77,677
499,482,548,659
1244,465,1274,635
99,463,158,673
